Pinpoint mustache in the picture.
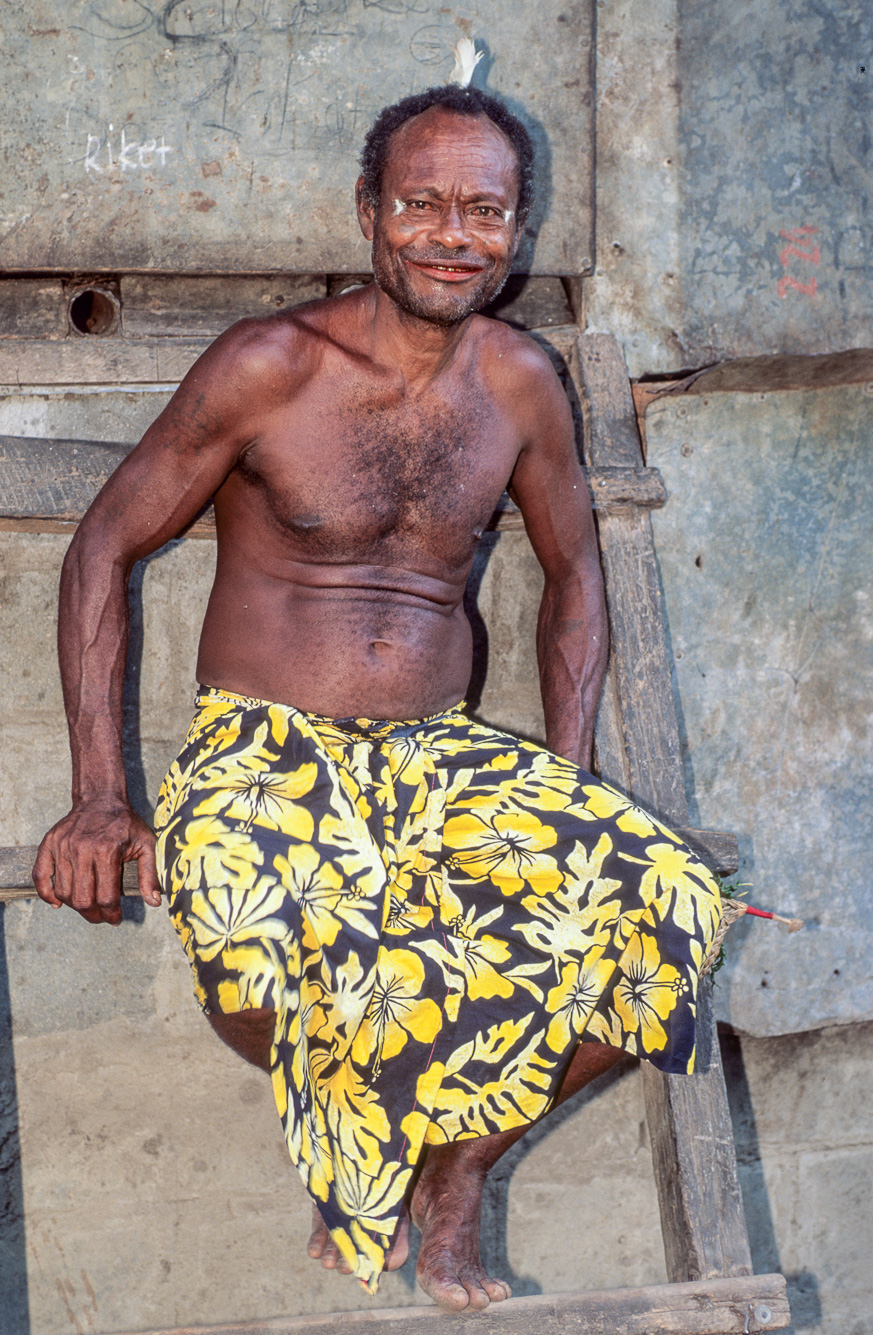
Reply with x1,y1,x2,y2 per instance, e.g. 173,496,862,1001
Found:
401,246,492,269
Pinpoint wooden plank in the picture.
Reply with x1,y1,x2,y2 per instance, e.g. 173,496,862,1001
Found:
100,1275,789,1335
577,333,645,468
682,829,739,877
120,276,327,338
0,829,737,899
595,509,688,824
643,987,753,1283
0,338,210,387
579,331,753,1285
0,326,582,390
0,436,665,531
482,276,575,330
0,279,68,340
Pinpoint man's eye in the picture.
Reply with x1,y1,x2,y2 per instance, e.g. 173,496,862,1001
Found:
470,206,500,218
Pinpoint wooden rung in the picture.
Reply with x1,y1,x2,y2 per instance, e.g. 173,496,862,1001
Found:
0,828,737,902
0,434,666,536
101,1274,790,1335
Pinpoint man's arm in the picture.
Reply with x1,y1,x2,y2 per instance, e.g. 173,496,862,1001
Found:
32,321,287,924
507,348,608,770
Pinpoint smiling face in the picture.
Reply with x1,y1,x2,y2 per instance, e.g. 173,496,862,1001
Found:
357,107,523,327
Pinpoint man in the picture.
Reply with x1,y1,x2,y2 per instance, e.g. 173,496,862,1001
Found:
34,85,721,1312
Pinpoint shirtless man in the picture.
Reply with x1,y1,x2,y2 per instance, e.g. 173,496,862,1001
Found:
33,85,720,1312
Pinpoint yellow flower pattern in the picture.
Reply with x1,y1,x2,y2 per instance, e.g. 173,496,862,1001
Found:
155,688,721,1294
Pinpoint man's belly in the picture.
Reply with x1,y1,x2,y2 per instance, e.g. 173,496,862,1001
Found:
195,565,474,720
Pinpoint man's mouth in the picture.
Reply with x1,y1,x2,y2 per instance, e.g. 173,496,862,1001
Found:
406,258,487,282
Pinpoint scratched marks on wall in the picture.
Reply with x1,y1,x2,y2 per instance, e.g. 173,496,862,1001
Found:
0,0,595,273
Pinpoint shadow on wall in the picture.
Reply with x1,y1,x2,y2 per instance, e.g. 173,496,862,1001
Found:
719,1029,823,1332
0,906,30,1335
470,47,553,274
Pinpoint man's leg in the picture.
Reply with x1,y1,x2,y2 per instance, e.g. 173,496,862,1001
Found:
412,1040,625,1312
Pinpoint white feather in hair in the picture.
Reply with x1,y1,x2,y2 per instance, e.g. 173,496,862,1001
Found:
447,37,483,88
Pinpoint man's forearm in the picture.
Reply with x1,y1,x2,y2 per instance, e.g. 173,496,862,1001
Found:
58,529,132,804
536,572,608,769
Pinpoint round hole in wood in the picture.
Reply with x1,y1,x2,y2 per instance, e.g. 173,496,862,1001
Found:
68,286,120,336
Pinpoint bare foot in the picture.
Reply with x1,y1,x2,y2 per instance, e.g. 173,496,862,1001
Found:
307,1204,409,1274
411,1146,512,1312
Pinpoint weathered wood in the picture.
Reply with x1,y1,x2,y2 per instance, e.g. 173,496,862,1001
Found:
577,332,646,468
119,275,327,338
0,848,143,900
0,338,211,387
682,829,739,877
0,828,737,900
0,436,666,533
0,278,68,340
643,987,753,1283
482,275,575,330
102,1275,789,1335
595,508,688,824
0,326,582,389
578,331,754,1285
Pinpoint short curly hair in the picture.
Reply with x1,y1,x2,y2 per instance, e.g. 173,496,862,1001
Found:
360,85,535,223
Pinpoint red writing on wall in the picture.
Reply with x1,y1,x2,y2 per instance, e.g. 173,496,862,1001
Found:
777,226,819,298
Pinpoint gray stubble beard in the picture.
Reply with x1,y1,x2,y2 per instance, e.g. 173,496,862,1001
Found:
371,238,514,328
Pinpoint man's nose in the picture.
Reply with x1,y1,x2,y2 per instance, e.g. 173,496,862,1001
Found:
427,203,469,249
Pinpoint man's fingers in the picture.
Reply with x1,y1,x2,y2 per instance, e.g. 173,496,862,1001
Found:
133,837,162,907
94,851,124,926
32,842,63,907
70,853,99,916
52,845,77,907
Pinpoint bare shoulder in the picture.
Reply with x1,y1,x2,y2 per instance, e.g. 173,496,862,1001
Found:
186,304,327,401
470,316,572,439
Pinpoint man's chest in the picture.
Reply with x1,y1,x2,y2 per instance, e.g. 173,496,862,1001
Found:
235,381,521,558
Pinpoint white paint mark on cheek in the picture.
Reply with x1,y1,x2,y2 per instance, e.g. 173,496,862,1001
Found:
393,198,405,216
503,209,514,225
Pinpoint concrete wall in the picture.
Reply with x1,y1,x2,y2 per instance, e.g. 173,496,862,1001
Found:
647,382,873,1038
2,0,872,1331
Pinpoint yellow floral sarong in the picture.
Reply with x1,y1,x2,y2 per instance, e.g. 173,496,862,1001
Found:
154,687,721,1292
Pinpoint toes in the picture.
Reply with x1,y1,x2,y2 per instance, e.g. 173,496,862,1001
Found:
320,1242,341,1270
482,1275,512,1302
422,1277,472,1313
383,1208,410,1271
461,1280,492,1311
306,1206,330,1259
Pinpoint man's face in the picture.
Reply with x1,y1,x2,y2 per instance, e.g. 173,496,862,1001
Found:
357,107,523,327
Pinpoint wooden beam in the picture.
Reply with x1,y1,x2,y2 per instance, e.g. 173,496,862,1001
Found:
0,337,211,386
0,829,737,903
100,1275,789,1335
580,331,753,1284
0,325,582,389
0,436,667,535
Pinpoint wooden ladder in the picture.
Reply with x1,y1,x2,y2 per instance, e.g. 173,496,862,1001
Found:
0,332,789,1335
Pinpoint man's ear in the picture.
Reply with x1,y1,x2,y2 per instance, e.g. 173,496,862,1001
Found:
356,176,376,241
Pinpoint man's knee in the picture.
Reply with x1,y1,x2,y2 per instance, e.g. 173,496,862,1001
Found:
208,1006,276,1073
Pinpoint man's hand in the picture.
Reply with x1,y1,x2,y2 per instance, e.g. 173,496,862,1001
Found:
32,800,161,926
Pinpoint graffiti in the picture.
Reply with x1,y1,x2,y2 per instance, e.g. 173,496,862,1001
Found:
777,226,819,298
84,127,175,174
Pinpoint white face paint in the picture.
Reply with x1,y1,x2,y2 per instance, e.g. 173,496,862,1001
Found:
393,198,405,216
503,209,514,226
